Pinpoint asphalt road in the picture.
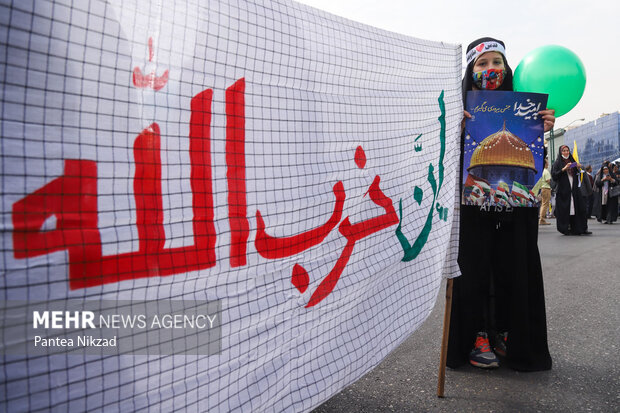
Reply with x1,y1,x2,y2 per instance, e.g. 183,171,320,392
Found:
313,218,620,413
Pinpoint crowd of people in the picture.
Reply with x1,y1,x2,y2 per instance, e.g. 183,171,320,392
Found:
539,157,619,231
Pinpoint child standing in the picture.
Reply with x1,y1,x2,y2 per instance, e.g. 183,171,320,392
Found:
447,37,554,371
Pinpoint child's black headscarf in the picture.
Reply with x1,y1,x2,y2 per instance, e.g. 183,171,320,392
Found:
462,37,514,103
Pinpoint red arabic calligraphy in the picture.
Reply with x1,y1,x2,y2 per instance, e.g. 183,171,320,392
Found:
305,175,398,307
226,79,250,267
132,37,169,91
255,182,345,259
12,85,228,289
12,78,399,306
255,146,398,307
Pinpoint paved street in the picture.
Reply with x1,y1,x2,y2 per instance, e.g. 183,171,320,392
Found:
313,218,619,412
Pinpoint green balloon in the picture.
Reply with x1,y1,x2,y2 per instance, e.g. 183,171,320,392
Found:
513,45,586,117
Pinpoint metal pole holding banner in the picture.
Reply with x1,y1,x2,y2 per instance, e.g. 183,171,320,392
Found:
549,128,555,164
437,278,454,398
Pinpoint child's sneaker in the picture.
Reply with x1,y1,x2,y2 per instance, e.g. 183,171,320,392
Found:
469,332,499,368
494,332,508,357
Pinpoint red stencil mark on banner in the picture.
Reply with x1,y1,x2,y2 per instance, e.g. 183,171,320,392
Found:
291,264,310,293
133,37,169,91
354,146,366,169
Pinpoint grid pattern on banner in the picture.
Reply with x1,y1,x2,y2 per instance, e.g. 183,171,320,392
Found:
0,0,462,411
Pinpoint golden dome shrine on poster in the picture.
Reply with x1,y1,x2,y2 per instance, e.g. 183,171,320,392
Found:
468,124,537,173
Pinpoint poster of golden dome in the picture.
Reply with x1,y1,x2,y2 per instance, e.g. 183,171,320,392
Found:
462,91,547,208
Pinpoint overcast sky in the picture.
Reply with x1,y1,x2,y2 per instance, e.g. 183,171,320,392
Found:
296,0,619,128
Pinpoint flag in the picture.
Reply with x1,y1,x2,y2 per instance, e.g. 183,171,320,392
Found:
573,140,584,184
532,176,543,197
468,183,486,205
475,175,491,193
509,193,522,207
497,181,510,192
464,174,491,194
464,174,490,205
572,140,579,162
512,181,530,201
495,184,511,205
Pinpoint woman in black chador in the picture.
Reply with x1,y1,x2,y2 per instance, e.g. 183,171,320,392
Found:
593,162,618,224
447,37,553,372
551,145,589,235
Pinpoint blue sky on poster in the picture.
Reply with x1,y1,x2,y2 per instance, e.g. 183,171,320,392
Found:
296,0,620,127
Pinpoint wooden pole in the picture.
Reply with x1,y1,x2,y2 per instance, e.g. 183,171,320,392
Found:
437,278,454,398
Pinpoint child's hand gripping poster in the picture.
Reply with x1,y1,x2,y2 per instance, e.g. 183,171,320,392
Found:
462,91,548,208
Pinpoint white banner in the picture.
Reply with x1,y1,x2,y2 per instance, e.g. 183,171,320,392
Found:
0,0,462,411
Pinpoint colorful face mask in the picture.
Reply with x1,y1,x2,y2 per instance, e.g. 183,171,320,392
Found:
472,68,506,90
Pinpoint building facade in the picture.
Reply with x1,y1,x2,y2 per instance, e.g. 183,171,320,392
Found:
550,112,620,170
